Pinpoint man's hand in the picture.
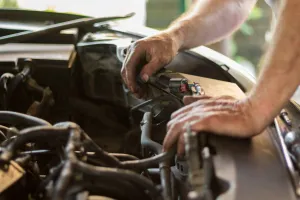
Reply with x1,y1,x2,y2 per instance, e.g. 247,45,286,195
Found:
163,95,265,155
121,31,180,96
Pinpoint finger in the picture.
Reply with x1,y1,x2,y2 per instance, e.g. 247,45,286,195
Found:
183,95,212,105
164,115,200,152
121,63,128,86
186,111,251,137
163,123,181,152
170,101,202,119
123,46,144,93
121,46,134,86
177,133,185,156
171,97,237,119
171,99,218,119
167,108,200,130
168,103,240,131
139,60,161,82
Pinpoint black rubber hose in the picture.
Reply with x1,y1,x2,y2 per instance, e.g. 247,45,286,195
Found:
74,161,161,199
53,161,75,200
55,122,122,167
67,179,150,200
52,128,81,200
35,162,64,196
66,184,135,200
0,111,51,127
121,150,175,169
87,154,138,168
81,130,122,167
56,122,175,170
108,153,139,161
0,126,68,163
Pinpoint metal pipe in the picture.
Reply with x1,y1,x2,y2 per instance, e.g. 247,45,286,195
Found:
139,112,173,200
140,112,162,153
160,162,172,200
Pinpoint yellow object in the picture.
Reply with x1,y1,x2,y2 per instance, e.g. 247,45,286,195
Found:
0,161,25,193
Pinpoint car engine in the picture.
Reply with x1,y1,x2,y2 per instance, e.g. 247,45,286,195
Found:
0,10,300,200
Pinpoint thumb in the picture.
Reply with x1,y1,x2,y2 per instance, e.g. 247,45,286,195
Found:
139,60,161,82
183,95,212,105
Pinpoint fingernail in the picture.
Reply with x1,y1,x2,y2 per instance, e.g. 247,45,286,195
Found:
142,74,149,82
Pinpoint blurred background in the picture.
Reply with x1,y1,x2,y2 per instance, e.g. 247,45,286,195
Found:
0,0,274,76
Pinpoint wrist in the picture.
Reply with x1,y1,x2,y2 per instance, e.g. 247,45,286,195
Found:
244,95,275,133
163,21,189,51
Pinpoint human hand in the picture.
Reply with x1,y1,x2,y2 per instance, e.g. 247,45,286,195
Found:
163,95,266,155
121,31,180,96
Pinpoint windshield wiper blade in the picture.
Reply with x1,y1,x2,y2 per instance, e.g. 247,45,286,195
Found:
0,12,134,45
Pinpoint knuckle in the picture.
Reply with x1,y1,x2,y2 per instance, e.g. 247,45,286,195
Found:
150,58,161,66
202,114,217,126
133,40,145,49
172,122,181,131
171,111,178,119
167,121,172,129
178,135,185,145
157,56,169,64
168,122,177,131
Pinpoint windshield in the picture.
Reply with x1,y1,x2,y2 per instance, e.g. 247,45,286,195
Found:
0,0,147,25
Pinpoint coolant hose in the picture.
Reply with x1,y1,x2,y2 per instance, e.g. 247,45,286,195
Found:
0,111,51,126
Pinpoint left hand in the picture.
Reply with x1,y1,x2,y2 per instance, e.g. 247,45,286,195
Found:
163,95,265,155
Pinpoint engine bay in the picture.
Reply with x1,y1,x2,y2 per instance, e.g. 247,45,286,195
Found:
0,12,299,200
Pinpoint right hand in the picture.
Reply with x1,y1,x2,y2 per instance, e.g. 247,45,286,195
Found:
121,31,180,96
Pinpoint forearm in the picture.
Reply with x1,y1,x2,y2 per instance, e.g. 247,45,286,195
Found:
249,0,300,128
164,0,257,50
